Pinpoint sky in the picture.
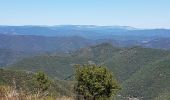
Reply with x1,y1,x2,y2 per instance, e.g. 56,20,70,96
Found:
0,0,170,28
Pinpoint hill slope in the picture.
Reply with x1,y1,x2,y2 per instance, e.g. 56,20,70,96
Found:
0,34,95,53
7,43,170,100
0,69,73,96
0,49,36,67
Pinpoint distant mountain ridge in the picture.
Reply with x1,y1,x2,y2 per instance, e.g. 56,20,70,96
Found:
1,25,170,67
0,25,135,38
0,25,170,40
1,25,170,50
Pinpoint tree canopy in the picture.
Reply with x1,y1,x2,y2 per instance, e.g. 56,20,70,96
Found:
74,64,121,100
31,71,51,94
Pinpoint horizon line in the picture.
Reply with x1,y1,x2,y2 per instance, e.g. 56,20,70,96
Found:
0,24,169,30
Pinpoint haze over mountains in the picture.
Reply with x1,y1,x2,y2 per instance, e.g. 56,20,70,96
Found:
0,25,170,66
1,25,170,39
0,25,170,100
0,25,170,49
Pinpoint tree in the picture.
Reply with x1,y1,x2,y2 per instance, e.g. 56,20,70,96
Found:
74,64,121,100
32,71,51,95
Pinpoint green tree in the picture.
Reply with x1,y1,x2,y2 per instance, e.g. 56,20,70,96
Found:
32,71,51,95
74,64,121,100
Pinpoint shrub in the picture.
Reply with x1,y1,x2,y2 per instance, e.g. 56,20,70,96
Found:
74,64,121,100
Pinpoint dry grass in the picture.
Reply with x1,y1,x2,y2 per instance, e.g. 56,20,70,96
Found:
0,85,19,100
55,96,74,100
0,85,74,100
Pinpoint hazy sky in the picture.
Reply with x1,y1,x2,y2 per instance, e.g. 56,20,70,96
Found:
0,0,170,28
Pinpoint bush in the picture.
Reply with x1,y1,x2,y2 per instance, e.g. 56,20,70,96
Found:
74,64,121,100
27,71,52,98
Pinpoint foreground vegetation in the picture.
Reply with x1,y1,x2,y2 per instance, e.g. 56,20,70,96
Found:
74,64,120,100
0,69,74,100
1,64,121,100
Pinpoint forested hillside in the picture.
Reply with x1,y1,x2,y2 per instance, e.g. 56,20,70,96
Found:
6,43,170,100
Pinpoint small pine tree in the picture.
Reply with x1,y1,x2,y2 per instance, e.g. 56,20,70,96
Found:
74,64,121,100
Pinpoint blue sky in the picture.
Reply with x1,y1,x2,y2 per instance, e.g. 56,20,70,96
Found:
0,0,170,28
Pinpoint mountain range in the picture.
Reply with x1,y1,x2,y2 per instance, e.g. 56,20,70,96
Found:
0,25,170,40
0,25,170,100
0,25,170,67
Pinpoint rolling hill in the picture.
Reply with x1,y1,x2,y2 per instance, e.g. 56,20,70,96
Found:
0,34,95,54
0,49,37,67
6,43,170,100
